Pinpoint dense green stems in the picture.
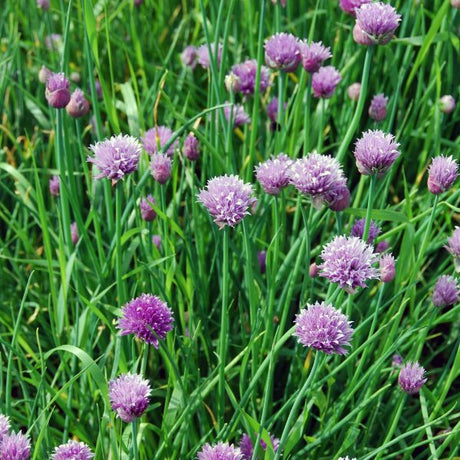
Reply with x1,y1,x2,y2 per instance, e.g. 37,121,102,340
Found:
317,98,326,152
132,419,140,460
242,220,257,327
336,46,374,163
303,77,312,154
274,352,324,460
115,183,126,305
363,174,377,243
275,72,286,153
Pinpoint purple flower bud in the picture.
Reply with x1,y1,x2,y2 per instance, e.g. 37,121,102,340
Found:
445,227,460,272
398,362,427,394
375,240,390,253
229,59,271,95
353,23,375,46
312,66,341,98
255,153,293,195
369,93,388,122
39,65,52,83
350,218,380,244
183,133,200,161
0,431,31,460
257,250,267,274
150,153,172,184
432,275,459,308
51,440,94,460
380,253,395,283
197,442,242,460
309,262,319,277
224,103,251,126
197,43,223,69
266,97,287,123
142,126,178,157
70,222,79,245
339,0,371,15
440,95,456,114
427,155,458,195
239,433,279,459
0,415,10,443
49,175,60,196
37,0,50,9
348,82,361,101
181,46,197,69
392,354,403,367
299,41,332,73
66,88,90,118
328,186,351,212
45,72,71,108
152,235,161,250
139,195,156,222
109,373,151,422
264,33,301,72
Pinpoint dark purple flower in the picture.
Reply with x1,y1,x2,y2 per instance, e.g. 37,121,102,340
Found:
142,126,178,157
440,95,456,114
152,235,161,250
264,33,301,72
369,93,388,122
197,43,223,69
355,2,401,45
183,133,200,161
197,175,257,229
239,433,279,459
51,440,94,460
0,415,10,443
197,442,242,460
375,240,390,253
37,0,50,9
229,59,270,95
0,432,31,460
328,186,351,212
319,235,379,293
45,72,71,108
150,153,172,184
255,153,293,195
353,23,374,46
39,65,52,83
139,195,157,222
224,103,251,126
70,222,79,245
289,152,347,208
348,82,361,101
445,227,460,272
118,293,174,347
266,97,287,124
398,362,427,394
380,253,395,283
350,218,380,244
257,251,267,274
49,175,60,197
339,0,371,15
312,66,341,98
109,373,151,422
66,89,90,118
427,155,458,195
353,129,400,176
294,301,354,355
299,41,332,73
181,46,197,69
88,134,142,183
432,275,459,308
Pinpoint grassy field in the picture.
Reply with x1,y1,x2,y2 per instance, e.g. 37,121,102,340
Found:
0,0,459,458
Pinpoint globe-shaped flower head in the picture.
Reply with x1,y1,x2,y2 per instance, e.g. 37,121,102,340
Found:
319,235,379,293
139,195,156,222
398,362,427,394
197,43,223,69
197,442,243,460
224,103,251,127
353,130,400,177
369,94,388,122
45,72,71,108
229,59,271,95
118,293,174,347
432,275,459,308
339,0,371,15
183,133,200,161
440,95,456,114
380,253,396,283
142,126,178,157
0,431,31,460
294,302,354,355
49,175,60,197
181,45,197,69
109,373,151,423
427,155,458,195
51,440,94,460
299,41,332,73
312,66,341,98
255,153,293,195
355,2,401,45
198,175,257,229
66,89,90,118
150,153,172,185
446,227,460,272
264,33,301,72
239,433,279,459
0,415,10,442
88,134,142,184
350,218,380,244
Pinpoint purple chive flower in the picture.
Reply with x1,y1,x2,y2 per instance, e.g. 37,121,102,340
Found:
197,43,223,69
427,155,458,195
229,59,271,95
197,175,257,229
255,153,293,195
328,186,351,212
350,218,380,244
348,82,361,101
152,235,161,250
134,0,144,6
452,0,460,8
94,79,102,100
257,251,267,274
264,33,301,72
299,41,332,73
392,354,403,367
45,72,71,108
51,440,94,460
181,46,197,69
0,431,31,460
37,0,50,9
339,0,371,15
38,65,52,83
109,373,151,422
319,235,379,293
289,152,347,208
49,175,60,196
369,93,388,122
139,195,157,222
66,89,90,118
445,227,460,271
150,153,172,184
353,129,400,176
183,133,200,161
398,362,427,394
239,433,279,459
312,66,341,98
294,302,354,355
380,253,396,283
432,275,459,308
355,2,401,45
70,222,79,245
142,126,178,157
224,103,251,127
266,97,287,126
197,442,243,460
440,95,456,114
353,23,374,46
0,415,10,442
88,134,142,184
118,293,174,347
309,262,319,277
376,240,390,253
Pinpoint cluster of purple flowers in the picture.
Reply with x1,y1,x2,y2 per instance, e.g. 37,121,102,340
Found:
0,415,31,460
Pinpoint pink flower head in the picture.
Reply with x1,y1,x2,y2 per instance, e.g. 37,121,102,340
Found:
427,155,458,195
239,433,279,459
197,43,223,69
229,59,271,95
379,253,396,283
445,227,460,272
348,82,362,101
66,88,90,118
197,442,243,460
398,362,427,394
150,153,172,184
264,33,301,72
255,153,293,195
339,0,371,15
312,66,341,98
181,46,197,69
45,72,71,108
51,440,94,460
350,218,380,244
299,41,332,73
266,97,287,124
142,126,178,157
183,133,200,161
432,275,459,308
139,195,157,222
0,431,31,460
224,103,251,126
440,95,456,114
369,93,388,122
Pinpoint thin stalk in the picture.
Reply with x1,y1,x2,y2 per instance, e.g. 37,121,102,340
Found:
115,184,126,305
303,77,312,153
363,174,377,243
317,98,325,152
275,72,285,153
132,419,140,460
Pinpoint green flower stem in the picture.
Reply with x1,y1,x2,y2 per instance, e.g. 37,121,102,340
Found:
275,72,286,153
132,418,140,460
317,98,326,152
363,174,377,243
115,183,126,305
336,46,374,163
303,77,312,154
